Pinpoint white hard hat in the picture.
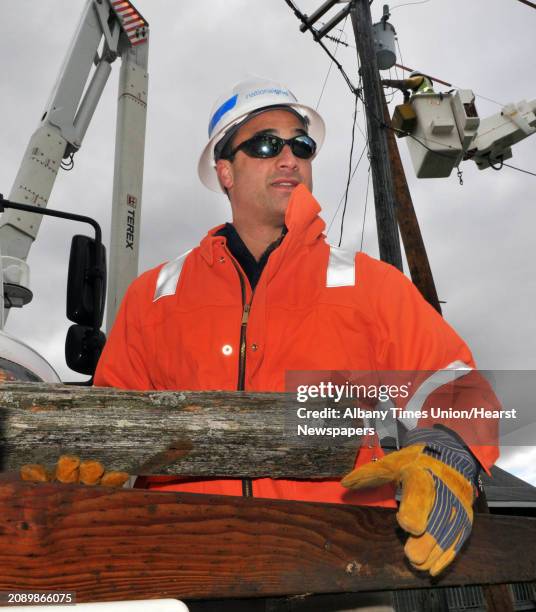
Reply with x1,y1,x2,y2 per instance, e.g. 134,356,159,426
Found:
198,77,325,192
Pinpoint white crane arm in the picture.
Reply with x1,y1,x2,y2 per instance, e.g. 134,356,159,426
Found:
0,0,148,334
467,99,536,170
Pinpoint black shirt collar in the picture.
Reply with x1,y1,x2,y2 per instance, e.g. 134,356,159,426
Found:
215,223,287,291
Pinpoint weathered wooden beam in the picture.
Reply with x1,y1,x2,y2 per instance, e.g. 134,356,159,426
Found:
0,482,534,603
0,384,360,477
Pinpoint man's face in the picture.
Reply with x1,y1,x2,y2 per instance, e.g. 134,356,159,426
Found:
216,109,314,227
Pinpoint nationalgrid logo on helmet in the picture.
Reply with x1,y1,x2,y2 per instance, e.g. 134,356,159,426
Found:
198,77,326,193
245,87,291,99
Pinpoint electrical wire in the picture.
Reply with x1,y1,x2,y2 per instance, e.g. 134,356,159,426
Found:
323,25,504,109
390,0,431,10
358,90,372,251
393,60,505,107
354,85,467,164
503,163,536,177
287,0,369,243
286,1,474,172
316,62,336,111
330,26,348,45
326,141,368,235
315,15,349,110
393,54,401,81
286,0,535,202
285,1,465,231
360,165,371,251
339,92,360,246
470,91,505,107
305,6,505,111
395,39,405,76
383,68,396,103
327,74,369,240
283,0,358,95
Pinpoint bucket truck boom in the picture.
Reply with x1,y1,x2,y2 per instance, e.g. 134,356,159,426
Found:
384,76,536,178
0,0,148,328
0,0,149,381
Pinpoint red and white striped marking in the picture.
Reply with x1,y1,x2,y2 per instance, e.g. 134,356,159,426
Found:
111,0,148,46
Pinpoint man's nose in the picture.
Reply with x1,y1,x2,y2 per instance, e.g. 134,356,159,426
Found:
276,144,299,169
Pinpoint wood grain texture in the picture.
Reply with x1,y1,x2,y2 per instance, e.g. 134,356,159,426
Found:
381,92,442,315
0,482,534,603
351,0,403,271
0,384,360,477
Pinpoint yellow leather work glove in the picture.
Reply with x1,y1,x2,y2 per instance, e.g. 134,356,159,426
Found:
341,427,479,576
20,455,129,487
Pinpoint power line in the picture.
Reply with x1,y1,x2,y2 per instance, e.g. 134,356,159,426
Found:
503,163,536,177
283,0,358,95
360,87,530,175
391,0,431,10
287,2,534,185
360,165,371,251
319,36,504,107
285,3,463,204
285,1,370,243
384,73,396,103
393,63,505,106
315,16,349,110
517,0,536,8
316,60,337,110
353,86,453,158
326,141,369,235
339,92,360,246
394,40,405,78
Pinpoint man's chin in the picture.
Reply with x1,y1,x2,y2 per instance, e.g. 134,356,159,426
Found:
272,193,292,215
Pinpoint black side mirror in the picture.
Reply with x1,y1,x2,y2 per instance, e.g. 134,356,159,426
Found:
65,325,106,375
66,235,106,327
0,197,107,380
66,235,107,376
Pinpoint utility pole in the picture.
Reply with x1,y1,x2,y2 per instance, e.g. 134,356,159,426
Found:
287,5,514,608
291,0,439,305
381,92,442,314
350,16,512,611
350,0,403,271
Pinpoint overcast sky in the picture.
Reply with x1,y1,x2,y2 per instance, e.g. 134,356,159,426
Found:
1,0,535,484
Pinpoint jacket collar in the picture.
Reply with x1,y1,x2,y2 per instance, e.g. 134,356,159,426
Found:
199,184,325,265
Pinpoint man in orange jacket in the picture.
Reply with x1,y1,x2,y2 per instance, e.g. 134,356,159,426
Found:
93,77,499,588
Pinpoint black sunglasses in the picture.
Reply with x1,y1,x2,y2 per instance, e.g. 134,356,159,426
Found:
224,133,317,160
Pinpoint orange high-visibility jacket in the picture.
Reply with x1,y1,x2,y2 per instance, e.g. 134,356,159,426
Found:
94,185,498,505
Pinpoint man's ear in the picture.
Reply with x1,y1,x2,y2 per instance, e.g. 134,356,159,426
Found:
216,159,233,191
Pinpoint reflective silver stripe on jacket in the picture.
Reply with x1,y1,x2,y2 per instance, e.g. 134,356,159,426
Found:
153,249,192,302
326,245,356,287
399,360,474,430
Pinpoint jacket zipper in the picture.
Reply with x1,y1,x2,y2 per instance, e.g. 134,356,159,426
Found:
238,302,250,391
231,258,254,498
